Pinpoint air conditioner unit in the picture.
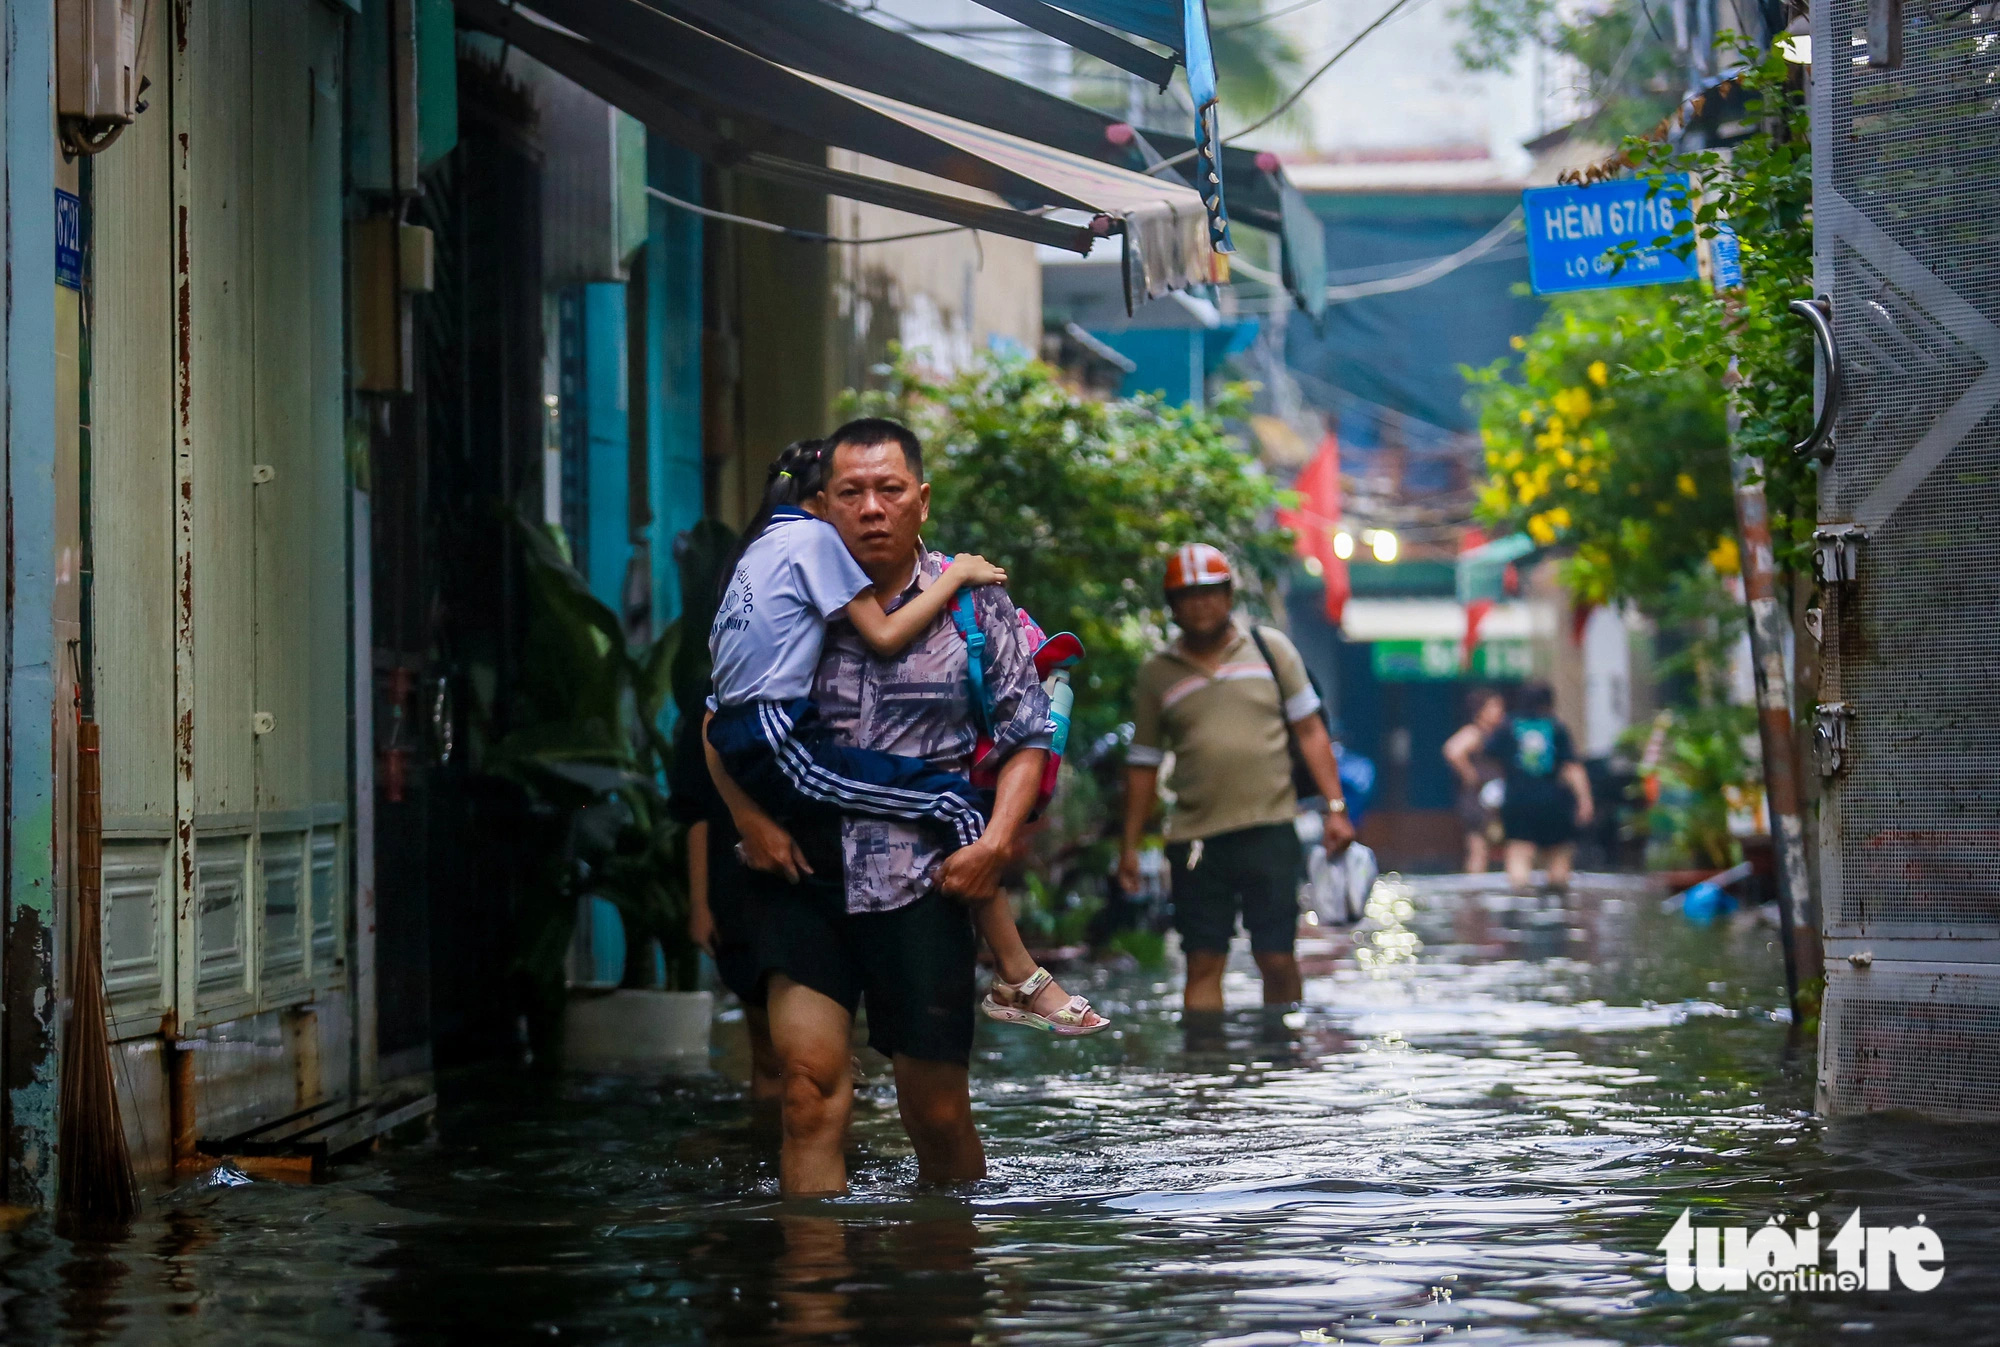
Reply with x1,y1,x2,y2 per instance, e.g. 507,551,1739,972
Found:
56,0,158,155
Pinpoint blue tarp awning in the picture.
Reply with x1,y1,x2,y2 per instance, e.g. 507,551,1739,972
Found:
1050,0,1184,49
1285,190,1542,432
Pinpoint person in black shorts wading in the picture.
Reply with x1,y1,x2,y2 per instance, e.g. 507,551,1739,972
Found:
1117,544,1355,1022
707,420,1056,1195
1443,689,1508,874
1484,682,1593,891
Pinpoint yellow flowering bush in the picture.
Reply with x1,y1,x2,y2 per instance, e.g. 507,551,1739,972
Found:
1616,41,1819,571
1464,288,1733,609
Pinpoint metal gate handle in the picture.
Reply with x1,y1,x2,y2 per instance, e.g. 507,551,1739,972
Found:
1790,295,1838,461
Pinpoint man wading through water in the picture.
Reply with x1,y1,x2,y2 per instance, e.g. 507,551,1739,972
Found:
711,419,1060,1195
1118,544,1355,1026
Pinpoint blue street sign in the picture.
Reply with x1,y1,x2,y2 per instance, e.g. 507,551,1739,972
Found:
1522,176,1697,295
55,190,81,291
1710,222,1743,291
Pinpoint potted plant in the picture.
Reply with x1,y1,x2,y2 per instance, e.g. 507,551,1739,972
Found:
490,513,734,1071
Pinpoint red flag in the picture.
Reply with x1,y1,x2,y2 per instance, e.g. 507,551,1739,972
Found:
1570,600,1596,645
1278,433,1350,626
1463,598,1494,672
1458,531,1491,671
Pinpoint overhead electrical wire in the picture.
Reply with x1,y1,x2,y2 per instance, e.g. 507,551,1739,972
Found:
1228,207,1526,304
1146,0,1421,177
1571,16,1653,115
1230,0,1421,137
1212,0,1335,32
645,185,972,245
1634,0,1670,47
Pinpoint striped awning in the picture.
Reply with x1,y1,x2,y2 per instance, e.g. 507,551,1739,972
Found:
796,73,1213,308
647,0,1318,314
459,0,1215,305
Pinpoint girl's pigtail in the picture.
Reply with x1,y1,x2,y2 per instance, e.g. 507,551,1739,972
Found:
717,438,826,600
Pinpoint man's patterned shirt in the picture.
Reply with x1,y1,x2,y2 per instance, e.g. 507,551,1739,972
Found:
811,548,1052,913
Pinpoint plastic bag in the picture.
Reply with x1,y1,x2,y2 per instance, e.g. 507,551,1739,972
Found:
1301,827,1377,926
1342,841,1379,922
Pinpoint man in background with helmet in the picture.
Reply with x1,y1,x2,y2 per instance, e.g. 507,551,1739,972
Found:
1117,544,1355,1014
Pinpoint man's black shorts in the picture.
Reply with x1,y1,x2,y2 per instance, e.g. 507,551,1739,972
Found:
706,828,767,1008
756,874,978,1064
1166,821,1302,956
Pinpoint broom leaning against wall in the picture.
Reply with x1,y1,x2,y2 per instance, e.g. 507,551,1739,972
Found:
57,151,138,1230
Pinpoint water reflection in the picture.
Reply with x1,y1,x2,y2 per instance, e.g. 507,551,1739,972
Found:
1,877,1996,1345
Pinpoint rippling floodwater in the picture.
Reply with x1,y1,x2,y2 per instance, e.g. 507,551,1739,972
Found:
7,875,2000,1345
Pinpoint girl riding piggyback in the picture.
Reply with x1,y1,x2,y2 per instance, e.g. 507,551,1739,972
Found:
704,440,1108,1037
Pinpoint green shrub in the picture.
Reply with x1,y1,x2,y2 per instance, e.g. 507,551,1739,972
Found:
838,347,1291,751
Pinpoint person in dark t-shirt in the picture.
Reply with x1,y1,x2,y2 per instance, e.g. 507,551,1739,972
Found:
1483,682,1594,891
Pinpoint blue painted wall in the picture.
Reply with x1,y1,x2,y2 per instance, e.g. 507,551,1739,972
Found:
350,0,459,191
1085,320,1258,407
6,0,60,1206
558,283,632,613
643,141,704,633
1094,328,1203,404
555,149,704,637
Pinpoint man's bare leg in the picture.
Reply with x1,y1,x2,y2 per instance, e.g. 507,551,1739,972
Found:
1252,950,1303,1006
1504,840,1536,890
892,1055,985,1185
1546,843,1576,890
1464,831,1489,874
767,975,856,1195
1184,949,1228,1013
745,1005,784,1106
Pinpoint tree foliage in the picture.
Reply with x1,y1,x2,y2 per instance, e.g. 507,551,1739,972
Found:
1465,43,1815,599
1453,0,1683,140
1628,573,1760,869
1617,41,1818,571
1209,0,1307,129
487,515,714,1037
839,349,1290,749
1466,287,1735,608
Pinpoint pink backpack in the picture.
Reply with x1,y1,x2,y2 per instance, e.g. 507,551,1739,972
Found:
950,594,1082,811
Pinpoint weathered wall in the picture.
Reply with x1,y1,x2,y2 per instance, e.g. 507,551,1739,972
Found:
703,166,834,530
5,0,62,1206
825,150,1042,392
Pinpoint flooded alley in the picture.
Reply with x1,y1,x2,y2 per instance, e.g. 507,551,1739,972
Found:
8,0,1999,1336
6,876,1996,1346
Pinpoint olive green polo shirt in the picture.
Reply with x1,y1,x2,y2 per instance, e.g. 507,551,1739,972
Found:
1129,621,1320,842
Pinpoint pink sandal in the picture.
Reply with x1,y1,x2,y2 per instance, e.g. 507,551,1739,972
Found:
981,967,1110,1037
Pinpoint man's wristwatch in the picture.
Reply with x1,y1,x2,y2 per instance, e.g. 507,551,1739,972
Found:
1325,798,1348,815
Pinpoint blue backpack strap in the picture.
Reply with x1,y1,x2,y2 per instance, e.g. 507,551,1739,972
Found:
950,590,995,737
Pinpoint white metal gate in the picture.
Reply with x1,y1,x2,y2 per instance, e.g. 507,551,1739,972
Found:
91,0,349,1042
1811,0,2000,1117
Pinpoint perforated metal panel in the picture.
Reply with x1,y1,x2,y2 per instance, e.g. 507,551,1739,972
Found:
1822,964,2000,1119
1814,0,2000,1116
